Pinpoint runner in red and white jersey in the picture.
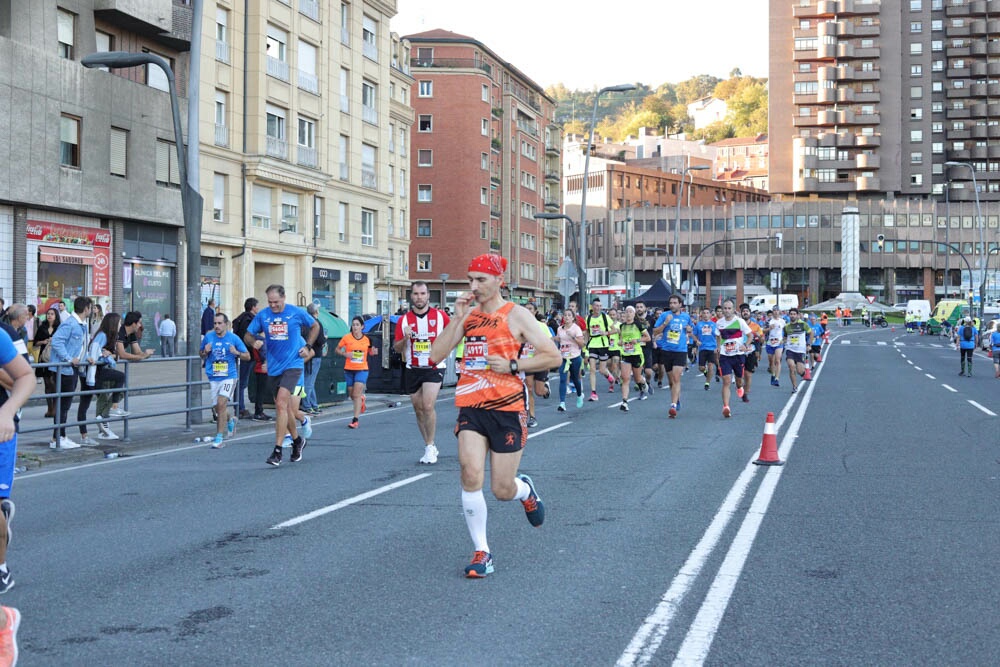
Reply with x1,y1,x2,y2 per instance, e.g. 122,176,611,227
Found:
393,281,449,464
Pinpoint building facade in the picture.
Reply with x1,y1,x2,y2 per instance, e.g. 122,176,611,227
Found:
404,29,561,309
198,0,412,320
0,0,192,349
711,134,770,191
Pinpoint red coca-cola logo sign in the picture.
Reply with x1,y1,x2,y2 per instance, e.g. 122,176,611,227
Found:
26,221,112,247
26,223,44,237
94,231,111,245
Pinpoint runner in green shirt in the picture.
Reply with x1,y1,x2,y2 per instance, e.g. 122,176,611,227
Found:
617,306,651,411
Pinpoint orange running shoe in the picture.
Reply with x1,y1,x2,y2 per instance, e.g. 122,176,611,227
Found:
0,606,20,667
464,551,494,578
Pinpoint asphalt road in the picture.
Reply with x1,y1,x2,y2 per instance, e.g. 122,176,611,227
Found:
5,326,999,665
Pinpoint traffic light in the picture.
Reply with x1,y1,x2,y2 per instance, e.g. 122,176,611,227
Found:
774,232,783,249
876,234,885,250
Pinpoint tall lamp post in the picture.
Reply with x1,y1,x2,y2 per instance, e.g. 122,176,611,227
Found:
82,50,204,418
439,273,449,309
578,83,637,303
535,213,576,303
672,164,709,292
945,161,985,316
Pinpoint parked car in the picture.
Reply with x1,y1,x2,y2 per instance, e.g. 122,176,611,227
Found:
980,319,999,351
892,302,908,310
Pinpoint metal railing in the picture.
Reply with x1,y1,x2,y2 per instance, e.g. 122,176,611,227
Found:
24,356,212,441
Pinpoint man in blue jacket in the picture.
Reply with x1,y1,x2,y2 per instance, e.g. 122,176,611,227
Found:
49,297,92,449
956,316,978,377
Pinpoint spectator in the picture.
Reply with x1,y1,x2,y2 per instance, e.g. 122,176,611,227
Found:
158,314,177,357
89,304,104,336
23,305,35,351
201,299,216,336
57,301,70,323
77,313,127,445
300,303,326,415
0,307,30,364
232,298,260,419
116,312,154,362
33,307,60,417
49,296,92,449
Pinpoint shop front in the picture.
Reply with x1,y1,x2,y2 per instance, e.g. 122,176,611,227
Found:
26,220,112,313
121,223,179,350
312,267,340,314
348,271,367,320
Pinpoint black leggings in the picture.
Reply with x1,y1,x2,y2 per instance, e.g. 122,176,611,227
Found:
960,348,974,370
78,366,125,434
53,373,79,439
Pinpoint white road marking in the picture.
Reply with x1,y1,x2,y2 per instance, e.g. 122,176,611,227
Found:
608,397,639,409
942,384,958,393
925,374,936,380
271,474,432,529
901,354,907,358
840,340,851,345
528,422,569,438
968,400,997,417
914,366,922,371
930,343,943,348
878,341,887,346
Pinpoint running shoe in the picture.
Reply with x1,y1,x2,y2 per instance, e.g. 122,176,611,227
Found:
211,433,225,449
527,416,538,428
517,473,545,527
742,393,750,403
348,418,359,429
281,434,293,449
464,551,494,578
419,444,439,465
722,405,731,418
108,407,130,417
97,424,119,440
608,376,616,392
226,416,236,438
704,381,710,391
1,500,13,549
771,377,780,387
0,606,19,664
360,395,366,414
290,436,306,462
299,416,313,439
252,413,273,422
266,447,282,467
557,402,566,412
791,387,798,394
79,436,99,447
638,389,648,401
737,387,745,398
576,395,584,409
589,391,598,402
669,403,678,418
620,402,629,412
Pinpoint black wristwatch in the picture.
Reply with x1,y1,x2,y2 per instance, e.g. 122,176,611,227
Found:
509,359,519,375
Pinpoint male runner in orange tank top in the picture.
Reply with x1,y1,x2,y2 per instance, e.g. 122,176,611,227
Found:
431,254,561,578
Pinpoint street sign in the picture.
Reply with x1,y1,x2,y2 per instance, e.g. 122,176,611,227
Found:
866,295,876,304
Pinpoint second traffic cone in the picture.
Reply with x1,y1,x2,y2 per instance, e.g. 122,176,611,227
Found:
803,366,812,380
753,412,783,466
816,353,822,363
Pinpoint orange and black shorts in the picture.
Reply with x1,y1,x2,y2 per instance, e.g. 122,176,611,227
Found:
454,406,526,454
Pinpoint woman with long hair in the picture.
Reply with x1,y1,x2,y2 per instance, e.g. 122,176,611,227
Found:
33,307,60,417
78,313,127,444
556,309,586,412
336,315,376,429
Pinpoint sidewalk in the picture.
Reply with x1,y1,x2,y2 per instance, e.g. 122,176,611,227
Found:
16,358,405,470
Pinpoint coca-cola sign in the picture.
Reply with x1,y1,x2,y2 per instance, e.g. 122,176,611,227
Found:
26,221,112,247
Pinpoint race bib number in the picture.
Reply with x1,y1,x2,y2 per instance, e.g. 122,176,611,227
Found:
412,338,431,358
211,361,229,376
789,333,805,347
464,336,488,370
590,324,603,336
351,350,365,361
522,343,535,358
724,340,740,353
560,342,573,358
701,325,714,336
667,329,680,344
214,378,236,397
623,340,636,354
268,321,289,341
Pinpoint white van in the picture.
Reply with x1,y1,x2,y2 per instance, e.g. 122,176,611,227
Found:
748,294,800,312
906,299,931,324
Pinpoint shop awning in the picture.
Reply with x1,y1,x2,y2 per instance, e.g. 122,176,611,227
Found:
39,246,94,265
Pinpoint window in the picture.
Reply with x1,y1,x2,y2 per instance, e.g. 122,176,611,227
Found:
338,202,347,241
145,50,172,92
417,149,432,166
911,64,922,76
94,30,113,69
417,219,432,237
910,107,923,120
214,90,228,146
215,7,229,62
911,86,923,99
297,116,316,167
911,174,923,186
362,15,377,61
417,254,432,272
110,127,127,177
281,192,299,232
481,153,488,170
910,21,922,33
387,206,394,236
416,47,433,63
520,263,536,281
340,2,349,45
418,114,432,132
340,68,350,113
265,104,287,158
252,185,272,229
298,41,318,94
418,80,432,97
911,152,923,164
314,196,324,238
400,169,406,196
482,84,489,102
520,233,536,250
481,221,487,239
417,184,432,202
400,208,407,238
361,208,375,246
910,43,922,55
911,130,923,142
266,25,288,80
339,134,349,180
361,143,377,189
399,127,406,156
57,9,75,59
362,80,378,125
389,122,395,152
153,138,183,186
481,118,489,136
910,0,921,9
480,188,488,205
213,173,226,222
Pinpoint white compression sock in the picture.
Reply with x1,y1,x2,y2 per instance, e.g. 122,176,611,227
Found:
513,476,530,502
461,490,489,552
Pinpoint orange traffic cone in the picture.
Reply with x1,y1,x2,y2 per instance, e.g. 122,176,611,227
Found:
753,412,783,466
803,366,812,381
816,354,822,363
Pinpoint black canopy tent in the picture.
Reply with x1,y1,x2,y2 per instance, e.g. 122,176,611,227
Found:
623,278,675,309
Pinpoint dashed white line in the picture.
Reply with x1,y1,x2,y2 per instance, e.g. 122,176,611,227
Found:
942,384,958,393
271,474,432,529
901,354,907,358
930,343,943,348
907,360,913,365
968,400,997,417
914,366,922,371
840,340,852,345
925,373,936,380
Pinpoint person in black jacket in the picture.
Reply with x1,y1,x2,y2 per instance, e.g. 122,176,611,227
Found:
231,298,259,419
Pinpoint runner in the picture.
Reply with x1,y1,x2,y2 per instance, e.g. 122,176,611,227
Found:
584,299,618,401
200,313,250,448
555,310,585,412
695,308,719,391
617,306,651,411
394,282,450,464
765,306,786,387
652,294,696,418
739,304,763,403
521,303,554,428
716,300,753,418
990,322,1000,378
337,316,376,429
783,308,813,394
634,301,655,394
807,314,824,368
956,316,978,377
244,285,319,467
429,254,560,578
606,308,623,392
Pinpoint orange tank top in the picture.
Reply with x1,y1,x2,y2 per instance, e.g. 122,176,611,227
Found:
455,302,526,412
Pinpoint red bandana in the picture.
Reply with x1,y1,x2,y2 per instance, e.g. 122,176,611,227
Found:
468,254,507,276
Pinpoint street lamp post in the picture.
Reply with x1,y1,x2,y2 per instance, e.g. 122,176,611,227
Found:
579,83,636,303
946,161,985,316
672,164,709,292
82,50,205,421
439,273,449,310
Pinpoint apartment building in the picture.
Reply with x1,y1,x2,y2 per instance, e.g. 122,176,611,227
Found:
711,134,770,192
404,29,561,309
0,1,191,348
199,0,412,318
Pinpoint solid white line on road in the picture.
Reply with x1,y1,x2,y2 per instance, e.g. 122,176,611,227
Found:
925,374,936,379
272,473,432,529
968,400,997,417
841,340,852,345
931,344,943,348
878,341,887,346
528,422,569,438
616,351,821,667
942,384,958,393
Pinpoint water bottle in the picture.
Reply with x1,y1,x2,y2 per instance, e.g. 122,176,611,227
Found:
105,452,119,460
12,467,26,475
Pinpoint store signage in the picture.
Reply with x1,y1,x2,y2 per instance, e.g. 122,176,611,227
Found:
92,247,110,296
312,268,341,281
349,271,367,283
27,221,112,247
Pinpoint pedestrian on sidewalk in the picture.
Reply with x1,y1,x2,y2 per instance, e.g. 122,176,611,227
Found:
299,303,326,415
48,297,92,449
231,298,259,419
957,316,978,376
77,313,127,446
249,335,271,421
33,308,60,418
157,314,176,357
201,299,216,336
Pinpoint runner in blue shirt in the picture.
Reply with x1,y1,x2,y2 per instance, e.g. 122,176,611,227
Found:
807,314,825,368
991,326,1000,379
201,312,250,448
694,308,719,391
652,294,695,418
955,316,978,377
245,284,320,466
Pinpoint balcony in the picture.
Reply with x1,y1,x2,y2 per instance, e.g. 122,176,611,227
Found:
837,42,855,58
544,254,559,266
836,64,855,79
545,142,560,155
793,115,818,127
817,21,838,37
410,58,493,77
267,57,289,82
855,133,880,146
947,86,971,98
299,0,320,21
816,43,837,59
544,200,559,211
216,40,230,64
298,71,318,95
362,106,379,125
856,175,880,191
947,128,971,140
794,176,819,191
517,119,539,137
836,131,855,146
970,145,988,159
490,207,501,218
837,87,856,102
855,153,879,169
837,20,855,36
947,0,971,16
544,171,559,182
361,169,377,190
214,123,228,148
817,87,836,103
544,223,559,238
297,145,318,169
817,110,839,125
946,105,971,119
266,136,287,160
854,68,880,80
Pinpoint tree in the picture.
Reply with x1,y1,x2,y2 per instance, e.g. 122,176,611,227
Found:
726,81,769,135
675,75,721,104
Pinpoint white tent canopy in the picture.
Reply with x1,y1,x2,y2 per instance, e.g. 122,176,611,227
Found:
801,292,902,314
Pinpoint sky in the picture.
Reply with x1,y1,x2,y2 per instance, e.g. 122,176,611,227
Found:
390,0,770,91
